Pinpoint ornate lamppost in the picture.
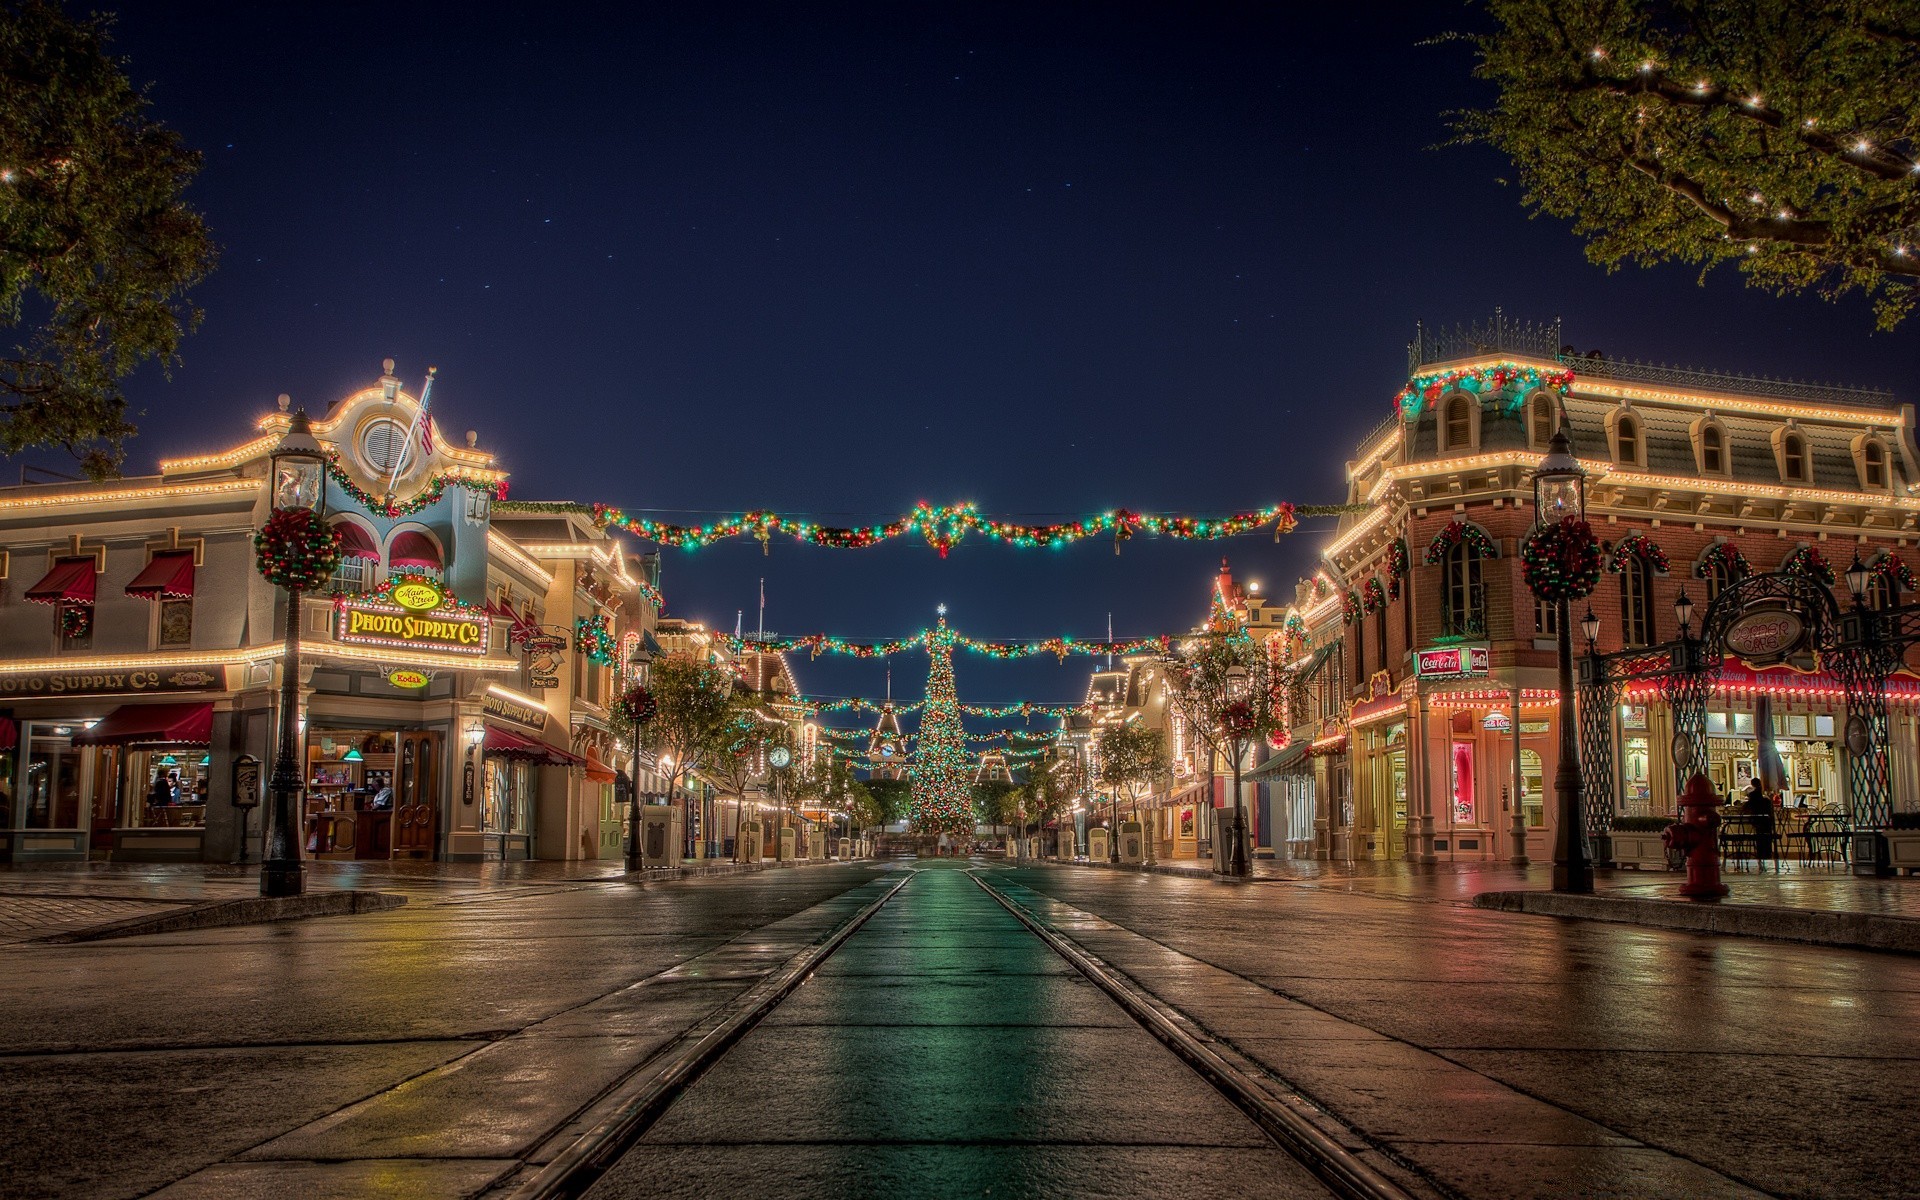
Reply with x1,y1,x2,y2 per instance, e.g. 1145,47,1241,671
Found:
256,408,336,898
620,641,656,872
1223,659,1253,878
1530,429,1593,894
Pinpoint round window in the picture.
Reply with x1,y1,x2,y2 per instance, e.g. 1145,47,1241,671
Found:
358,418,411,475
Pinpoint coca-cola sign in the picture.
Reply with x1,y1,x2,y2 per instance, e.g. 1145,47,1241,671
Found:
1724,607,1805,667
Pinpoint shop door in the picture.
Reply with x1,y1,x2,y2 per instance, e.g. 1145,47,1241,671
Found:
392,732,439,858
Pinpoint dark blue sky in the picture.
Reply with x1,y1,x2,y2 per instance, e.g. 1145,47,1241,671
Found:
96,1,1914,727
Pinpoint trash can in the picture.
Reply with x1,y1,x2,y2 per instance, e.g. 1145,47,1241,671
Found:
1087,828,1110,861
1120,820,1144,864
778,826,796,861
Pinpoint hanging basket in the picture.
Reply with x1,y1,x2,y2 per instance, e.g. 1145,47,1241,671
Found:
254,508,343,591
1522,517,1602,602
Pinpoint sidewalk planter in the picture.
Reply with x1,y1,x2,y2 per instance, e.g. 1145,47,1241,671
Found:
1611,817,1679,870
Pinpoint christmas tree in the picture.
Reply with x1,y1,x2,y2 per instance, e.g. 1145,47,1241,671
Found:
910,611,973,835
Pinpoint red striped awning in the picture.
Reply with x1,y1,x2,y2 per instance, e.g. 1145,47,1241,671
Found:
72,702,213,746
388,530,441,569
24,558,96,605
483,725,583,766
125,551,196,600
333,521,379,562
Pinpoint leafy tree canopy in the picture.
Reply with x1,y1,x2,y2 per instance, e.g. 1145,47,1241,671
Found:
1,1,217,475
1457,0,1920,327
1095,721,1171,805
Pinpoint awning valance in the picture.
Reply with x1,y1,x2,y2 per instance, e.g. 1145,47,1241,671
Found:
125,551,196,601
585,748,617,783
25,558,96,606
332,521,379,562
483,725,583,767
73,702,213,746
388,531,441,570
1246,742,1310,781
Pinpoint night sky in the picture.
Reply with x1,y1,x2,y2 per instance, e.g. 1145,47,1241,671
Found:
88,2,1916,725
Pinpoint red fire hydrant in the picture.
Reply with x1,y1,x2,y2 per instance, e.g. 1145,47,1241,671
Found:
1663,773,1728,900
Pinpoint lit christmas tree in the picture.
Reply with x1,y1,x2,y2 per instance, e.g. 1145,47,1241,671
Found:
910,609,973,835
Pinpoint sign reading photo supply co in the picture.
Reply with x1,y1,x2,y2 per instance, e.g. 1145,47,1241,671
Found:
335,601,491,655
0,668,226,698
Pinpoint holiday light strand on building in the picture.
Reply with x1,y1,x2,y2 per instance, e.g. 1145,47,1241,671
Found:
910,618,974,834
1607,531,1670,574
1696,541,1752,582
1396,362,1575,419
1780,544,1836,586
555,500,1364,555
724,628,1174,661
326,453,508,519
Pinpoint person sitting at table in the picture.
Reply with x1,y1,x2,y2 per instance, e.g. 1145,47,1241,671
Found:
148,770,177,809
1741,777,1777,869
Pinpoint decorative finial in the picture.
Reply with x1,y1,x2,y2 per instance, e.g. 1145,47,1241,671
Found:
382,357,396,376
936,603,947,616
277,393,291,412
465,430,478,448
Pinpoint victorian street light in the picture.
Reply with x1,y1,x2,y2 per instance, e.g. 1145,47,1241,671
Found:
1534,428,1592,894
262,407,327,898
1846,556,1871,605
624,639,654,872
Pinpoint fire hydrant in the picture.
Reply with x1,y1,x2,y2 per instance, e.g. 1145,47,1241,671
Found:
1662,773,1728,900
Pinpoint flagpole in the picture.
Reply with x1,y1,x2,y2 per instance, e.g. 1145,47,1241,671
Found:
382,367,436,505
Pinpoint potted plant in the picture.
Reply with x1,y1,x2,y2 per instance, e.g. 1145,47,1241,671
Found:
1610,814,1679,869
1886,812,1920,874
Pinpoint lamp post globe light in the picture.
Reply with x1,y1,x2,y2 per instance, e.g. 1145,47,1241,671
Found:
1533,428,1593,894
262,407,328,899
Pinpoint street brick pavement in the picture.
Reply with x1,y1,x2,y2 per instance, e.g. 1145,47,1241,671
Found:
0,895,189,945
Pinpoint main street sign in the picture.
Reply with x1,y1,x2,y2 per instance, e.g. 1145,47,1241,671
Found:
1414,645,1489,680
1723,605,1806,668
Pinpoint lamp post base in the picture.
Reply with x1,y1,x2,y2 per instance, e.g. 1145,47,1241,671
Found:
1551,861,1593,893
261,860,305,898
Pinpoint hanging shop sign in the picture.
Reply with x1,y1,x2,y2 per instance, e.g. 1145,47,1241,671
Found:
0,667,225,698
389,578,445,613
1482,711,1512,733
388,669,431,689
483,690,545,730
1723,606,1806,668
520,626,568,689
336,601,490,655
1414,645,1489,680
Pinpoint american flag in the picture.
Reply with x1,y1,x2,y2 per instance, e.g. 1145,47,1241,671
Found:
414,368,436,455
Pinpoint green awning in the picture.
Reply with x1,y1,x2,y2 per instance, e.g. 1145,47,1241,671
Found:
1246,741,1311,781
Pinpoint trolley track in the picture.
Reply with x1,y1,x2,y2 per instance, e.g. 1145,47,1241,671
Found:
513,861,1423,1200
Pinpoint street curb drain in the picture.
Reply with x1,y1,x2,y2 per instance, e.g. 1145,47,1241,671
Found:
972,872,1430,1200
504,873,911,1200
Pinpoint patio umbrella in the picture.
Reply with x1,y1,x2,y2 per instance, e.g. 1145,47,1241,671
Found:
1754,695,1788,799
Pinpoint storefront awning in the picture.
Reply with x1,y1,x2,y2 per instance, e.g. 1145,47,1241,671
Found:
333,521,379,563
125,551,196,600
0,718,15,751
483,725,583,767
73,702,213,746
1246,741,1310,781
24,558,96,606
584,748,617,783
388,531,442,570
1348,690,1406,726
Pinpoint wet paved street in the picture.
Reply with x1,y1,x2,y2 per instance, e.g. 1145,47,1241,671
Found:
589,862,1329,1200
2,856,1914,1199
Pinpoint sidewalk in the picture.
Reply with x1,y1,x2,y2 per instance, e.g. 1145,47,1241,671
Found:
0,856,855,944
1043,854,1920,951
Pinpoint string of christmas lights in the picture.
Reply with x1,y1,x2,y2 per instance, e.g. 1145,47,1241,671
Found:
1396,362,1574,420
788,695,1088,719
489,499,1362,555
724,629,1173,660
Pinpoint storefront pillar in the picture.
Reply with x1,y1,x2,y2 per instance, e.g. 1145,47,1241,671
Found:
1415,690,1437,864
200,703,242,863
1509,682,1528,865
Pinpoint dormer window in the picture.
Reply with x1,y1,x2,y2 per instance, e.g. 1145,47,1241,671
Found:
1865,441,1887,488
1529,394,1556,449
1615,415,1639,464
1443,394,1473,452
1701,426,1724,473
1783,433,1807,482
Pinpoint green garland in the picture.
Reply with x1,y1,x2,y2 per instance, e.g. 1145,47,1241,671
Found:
1695,542,1751,583
1425,520,1497,565
1870,553,1918,593
1522,517,1602,602
326,454,507,519
575,614,616,664
612,684,656,727
1780,545,1835,586
1386,539,1409,600
1608,532,1670,575
255,508,344,591
1362,577,1386,614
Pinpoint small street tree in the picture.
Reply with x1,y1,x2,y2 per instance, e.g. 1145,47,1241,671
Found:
1,2,218,475
1161,613,1278,878
697,696,776,862
971,779,1020,847
1021,745,1083,853
643,652,736,860
1096,721,1171,859
1457,0,1920,328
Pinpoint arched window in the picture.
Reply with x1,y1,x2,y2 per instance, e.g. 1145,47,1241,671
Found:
1701,425,1724,474
1352,619,1366,687
1616,415,1640,465
1530,394,1556,448
1443,542,1483,637
1376,600,1389,673
1702,559,1732,605
1869,573,1897,612
1444,395,1472,451
1783,433,1807,482
1620,555,1655,646
1864,440,1888,489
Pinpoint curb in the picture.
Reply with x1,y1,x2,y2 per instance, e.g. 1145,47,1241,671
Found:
1472,890,1920,955
1031,857,1247,882
34,889,407,944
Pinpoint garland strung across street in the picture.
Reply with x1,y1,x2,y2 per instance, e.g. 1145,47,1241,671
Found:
724,628,1173,661
789,695,1089,719
495,499,1363,555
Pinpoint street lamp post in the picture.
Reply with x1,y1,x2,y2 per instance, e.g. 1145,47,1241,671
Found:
262,409,327,899
624,642,654,872
1534,429,1593,894
1223,659,1253,878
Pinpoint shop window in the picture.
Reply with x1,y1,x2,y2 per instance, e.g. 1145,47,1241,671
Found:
1441,542,1484,638
1620,556,1655,646
1707,711,1729,734
1815,714,1835,737
1533,594,1557,636
1622,736,1651,812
